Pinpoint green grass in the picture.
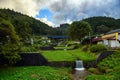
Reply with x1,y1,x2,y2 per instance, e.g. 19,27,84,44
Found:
86,70,120,80
41,49,96,61
41,50,76,61
54,46,74,50
86,51,120,80
0,66,72,80
68,49,96,61
85,75,107,80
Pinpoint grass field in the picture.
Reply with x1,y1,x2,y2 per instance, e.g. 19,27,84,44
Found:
54,45,74,50
0,66,72,80
41,48,96,61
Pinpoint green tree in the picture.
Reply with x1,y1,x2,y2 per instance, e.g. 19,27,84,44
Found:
68,21,92,42
0,19,21,66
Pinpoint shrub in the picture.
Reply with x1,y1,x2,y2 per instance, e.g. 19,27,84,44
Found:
0,44,21,66
88,68,101,74
85,75,107,80
97,51,120,72
90,44,108,53
20,46,37,52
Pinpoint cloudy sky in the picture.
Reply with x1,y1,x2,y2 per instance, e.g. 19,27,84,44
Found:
0,0,120,27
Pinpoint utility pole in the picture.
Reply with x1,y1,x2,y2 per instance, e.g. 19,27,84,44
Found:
89,32,91,45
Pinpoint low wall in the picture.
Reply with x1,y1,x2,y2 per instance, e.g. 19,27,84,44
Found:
0,51,115,68
83,50,115,68
16,53,48,66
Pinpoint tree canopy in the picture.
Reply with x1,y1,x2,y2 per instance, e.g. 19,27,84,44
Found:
0,19,21,65
0,19,19,44
68,21,92,42
83,16,120,34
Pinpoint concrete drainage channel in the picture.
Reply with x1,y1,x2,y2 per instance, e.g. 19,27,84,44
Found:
72,60,91,80
72,70,91,80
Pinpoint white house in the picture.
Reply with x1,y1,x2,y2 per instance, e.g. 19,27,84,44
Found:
92,29,120,48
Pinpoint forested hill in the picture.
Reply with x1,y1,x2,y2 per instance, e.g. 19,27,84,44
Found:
1,9,120,37
83,16,120,34
0,9,54,38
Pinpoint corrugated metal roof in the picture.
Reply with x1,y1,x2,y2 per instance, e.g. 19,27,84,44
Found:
106,29,120,34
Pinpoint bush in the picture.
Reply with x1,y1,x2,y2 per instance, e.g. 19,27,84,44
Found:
88,68,101,74
97,51,120,72
85,75,107,80
20,46,37,52
90,44,108,53
0,44,21,66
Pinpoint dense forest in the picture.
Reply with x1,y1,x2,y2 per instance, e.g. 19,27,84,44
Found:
0,9,68,40
0,9,120,39
83,16,120,34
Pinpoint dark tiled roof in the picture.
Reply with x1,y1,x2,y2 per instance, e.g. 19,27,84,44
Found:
106,29,120,34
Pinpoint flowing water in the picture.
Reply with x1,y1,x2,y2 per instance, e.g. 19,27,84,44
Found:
73,60,91,80
75,60,85,71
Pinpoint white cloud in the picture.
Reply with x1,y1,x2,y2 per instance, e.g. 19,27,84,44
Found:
0,0,120,26
50,0,120,25
0,0,38,17
0,0,55,17
37,17,55,27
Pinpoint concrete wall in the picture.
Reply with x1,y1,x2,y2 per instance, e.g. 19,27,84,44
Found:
0,51,115,68
16,53,48,66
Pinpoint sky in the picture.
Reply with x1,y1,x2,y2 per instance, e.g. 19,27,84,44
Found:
0,0,120,27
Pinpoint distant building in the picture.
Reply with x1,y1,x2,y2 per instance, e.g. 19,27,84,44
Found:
92,29,120,48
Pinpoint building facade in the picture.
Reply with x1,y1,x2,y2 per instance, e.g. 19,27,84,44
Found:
92,29,120,48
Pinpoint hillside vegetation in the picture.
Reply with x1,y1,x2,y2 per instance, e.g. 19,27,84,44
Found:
1,9,120,38
86,51,120,80
83,16,120,34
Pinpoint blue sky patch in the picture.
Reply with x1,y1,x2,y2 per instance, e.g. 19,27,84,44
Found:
36,8,54,22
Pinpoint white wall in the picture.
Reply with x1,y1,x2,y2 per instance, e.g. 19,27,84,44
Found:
109,40,120,47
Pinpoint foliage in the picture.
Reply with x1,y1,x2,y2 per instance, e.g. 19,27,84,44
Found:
0,66,72,80
86,70,120,80
0,44,21,65
1,9,120,37
88,68,101,74
83,16,120,34
0,19,21,65
85,75,107,80
106,70,120,80
68,21,92,42
90,44,108,53
97,51,120,72
41,49,96,61
20,46,37,52
86,51,120,80
0,9,69,38
52,23,70,35
0,19,19,43
54,45,75,50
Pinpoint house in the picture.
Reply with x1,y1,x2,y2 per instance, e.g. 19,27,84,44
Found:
92,29,120,48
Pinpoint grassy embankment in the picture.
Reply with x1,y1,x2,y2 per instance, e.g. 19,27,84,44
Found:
0,66,72,80
41,48,96,61
86,51,120,80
